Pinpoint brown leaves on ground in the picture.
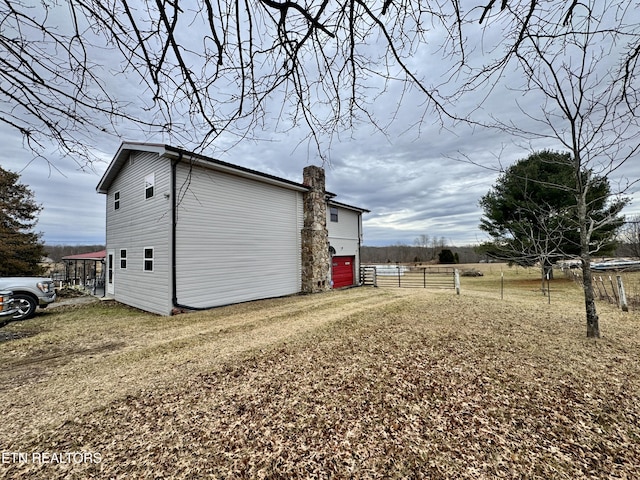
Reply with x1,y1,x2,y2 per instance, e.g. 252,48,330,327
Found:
2,286,640,479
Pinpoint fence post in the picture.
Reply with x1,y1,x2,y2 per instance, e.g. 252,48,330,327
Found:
609,275,619,305
616,275,629,312
546,271,551,304
454,269,460,295
597,276,608,301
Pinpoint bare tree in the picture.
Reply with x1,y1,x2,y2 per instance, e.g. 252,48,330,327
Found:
5,2,636,168
484,199,576,292
618,215,640,258
414,234,430,262
1,0,463,167
461,1,640,337
479,151,626,292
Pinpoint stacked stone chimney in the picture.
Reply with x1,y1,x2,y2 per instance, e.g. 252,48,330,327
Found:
301,166,330,293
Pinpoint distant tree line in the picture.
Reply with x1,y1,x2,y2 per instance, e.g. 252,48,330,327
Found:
362,239,640,266
361,245,484,265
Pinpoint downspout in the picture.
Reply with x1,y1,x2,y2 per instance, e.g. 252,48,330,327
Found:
171,154,181,309
171,153,220,312
357,212,363,285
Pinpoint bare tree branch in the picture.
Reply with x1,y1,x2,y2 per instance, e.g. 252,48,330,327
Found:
0,0,637,180
468,0,639,337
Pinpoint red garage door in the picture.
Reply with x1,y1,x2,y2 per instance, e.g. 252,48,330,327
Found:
332,256,355,288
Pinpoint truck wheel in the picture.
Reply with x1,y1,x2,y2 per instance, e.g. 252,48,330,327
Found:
13,294,37,320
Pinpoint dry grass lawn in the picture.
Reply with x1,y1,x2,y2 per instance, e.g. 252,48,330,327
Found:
1,265,640,479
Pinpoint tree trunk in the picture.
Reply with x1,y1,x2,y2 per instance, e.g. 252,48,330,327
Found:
578,183,600,338
582,262,600,338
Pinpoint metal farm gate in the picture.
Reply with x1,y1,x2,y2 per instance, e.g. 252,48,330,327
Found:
360,264,460,292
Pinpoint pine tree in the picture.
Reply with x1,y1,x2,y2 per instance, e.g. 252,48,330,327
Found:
479,151,626,267
0,167,46,276
438,249,457,264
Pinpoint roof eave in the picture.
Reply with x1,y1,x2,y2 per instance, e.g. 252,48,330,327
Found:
164,146,309,192
96,142,167,194
97,142,310,194
329,199,370,214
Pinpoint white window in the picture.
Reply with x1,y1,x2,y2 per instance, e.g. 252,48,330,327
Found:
114,191,120,210
143,247,154,272
120,249,127,269
144,173,155,199
330,207,339,222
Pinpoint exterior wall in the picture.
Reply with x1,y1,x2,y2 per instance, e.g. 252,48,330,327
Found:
327,205,363,286
101,144,366,314
173,162,303,308
105,151,172,315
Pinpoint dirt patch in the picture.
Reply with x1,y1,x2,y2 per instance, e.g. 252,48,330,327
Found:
48,295,101,309
0,341,125,392
0,330,35,343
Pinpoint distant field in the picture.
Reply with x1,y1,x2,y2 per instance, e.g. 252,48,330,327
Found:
1,267,639,478
366,262,581,298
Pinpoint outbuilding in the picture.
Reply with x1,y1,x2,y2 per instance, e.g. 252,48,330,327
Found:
96,142,368,315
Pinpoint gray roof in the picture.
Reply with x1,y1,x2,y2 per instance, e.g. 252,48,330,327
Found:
97,142,310,194
97,142,368,214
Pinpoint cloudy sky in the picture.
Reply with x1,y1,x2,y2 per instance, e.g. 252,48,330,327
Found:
2,2,639,248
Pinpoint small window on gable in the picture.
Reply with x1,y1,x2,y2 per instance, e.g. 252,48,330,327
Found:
330,207,339,222
114,191,120,210
143,247,154,272
144,173,155,199
120,249,127,269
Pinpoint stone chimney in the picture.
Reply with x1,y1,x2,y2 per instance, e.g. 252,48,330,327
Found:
301,166,330,293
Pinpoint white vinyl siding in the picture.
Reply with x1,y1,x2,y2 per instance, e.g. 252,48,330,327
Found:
101,144,365,315
328,205,363,278
105,151,171,315
174,163,303,308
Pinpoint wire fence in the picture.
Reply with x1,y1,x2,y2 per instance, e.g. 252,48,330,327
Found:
563,268,637,311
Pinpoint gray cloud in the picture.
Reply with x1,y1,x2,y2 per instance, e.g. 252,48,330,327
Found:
2,4,639,249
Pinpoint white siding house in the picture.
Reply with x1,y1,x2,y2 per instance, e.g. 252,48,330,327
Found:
97,142,368,315
327,202,365,288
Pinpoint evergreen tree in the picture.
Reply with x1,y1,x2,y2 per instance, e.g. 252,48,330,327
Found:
438,249,457,264
479,151,626,283
0,167,46,276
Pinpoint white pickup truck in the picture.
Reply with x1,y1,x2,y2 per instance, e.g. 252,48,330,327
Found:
0,278,56,320
0,291,17,320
